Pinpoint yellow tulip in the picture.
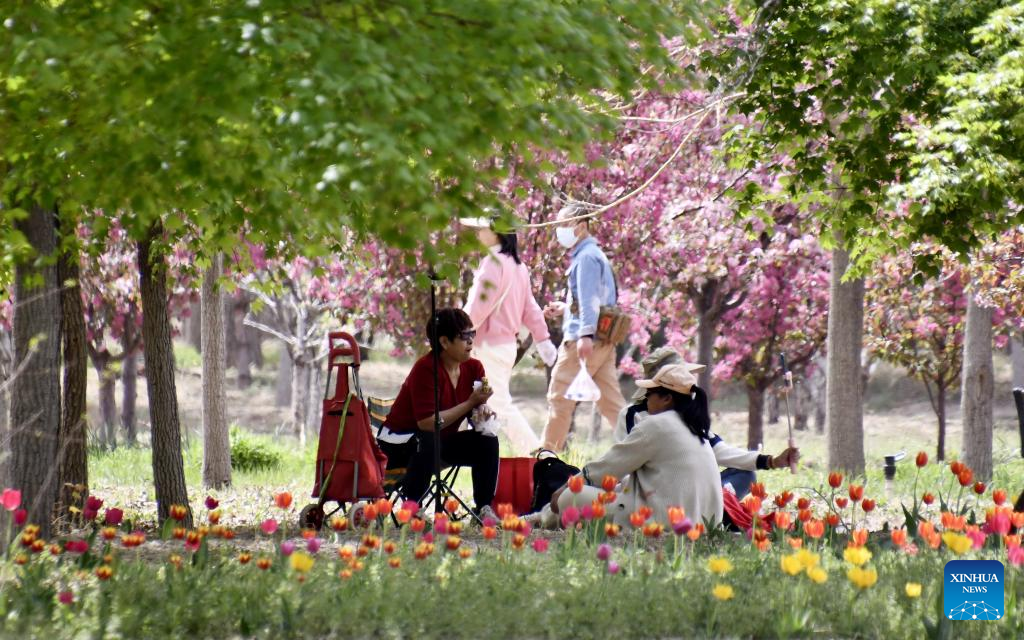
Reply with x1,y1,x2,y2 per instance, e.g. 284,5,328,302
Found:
847,566,878,589
707,557,733,575
843,546,872,567
780,554,804,576
289,551,315,573
905,582,922,598
807,567,828,584
941,532,972,555
795,549,820,569
712,584,734,601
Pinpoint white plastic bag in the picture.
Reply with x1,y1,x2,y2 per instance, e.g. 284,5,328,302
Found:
565,367,601,402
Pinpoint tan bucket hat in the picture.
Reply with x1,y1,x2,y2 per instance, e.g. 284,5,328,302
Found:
631,348,705,400
634,363,700,396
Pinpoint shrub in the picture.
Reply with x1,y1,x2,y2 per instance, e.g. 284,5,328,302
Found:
229,427,282,473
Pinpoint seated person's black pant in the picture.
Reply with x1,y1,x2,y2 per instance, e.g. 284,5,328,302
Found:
401,429,499,509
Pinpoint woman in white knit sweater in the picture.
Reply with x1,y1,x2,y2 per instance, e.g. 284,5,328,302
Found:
551,363,723,528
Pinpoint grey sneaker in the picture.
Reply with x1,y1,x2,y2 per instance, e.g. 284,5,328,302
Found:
476,504,499,526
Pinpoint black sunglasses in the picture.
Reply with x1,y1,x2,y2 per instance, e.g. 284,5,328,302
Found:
457,330,477,342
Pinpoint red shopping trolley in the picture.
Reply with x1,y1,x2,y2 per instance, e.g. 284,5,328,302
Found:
298,332,388,531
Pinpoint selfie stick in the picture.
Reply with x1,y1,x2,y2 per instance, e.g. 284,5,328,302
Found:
780,353,797,475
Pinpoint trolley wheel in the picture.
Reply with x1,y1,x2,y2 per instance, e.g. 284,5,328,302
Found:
298,503,325,531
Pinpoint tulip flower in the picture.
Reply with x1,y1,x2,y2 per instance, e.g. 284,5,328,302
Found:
607,560,621,575
843,546,872,566
642,522,664,538
169,504,188,521
95,565,114,580
290,551,314,573
780,554,803,576
307,538,322,554
596,543,612,561
803,519,825,539
807,567,828,584
590,500,606,520
13,509,27,526
532,538,549,553
274,492,293,510
797,497,811,510
847,567,877,589
922,493,935,505
388,557,402,568
942,531,972,555
280,540,295,556
712,584,734,600
482,526,498,540
580,504,595,521
561,506,580,528
444,498,459,514
1,488,21,511
915,451,927,467
957,468,973,487
496,503,514,518
260,518,278,535
741,496,762,516
905,582,922,598
750,482,767,499
239,552,252,564
797,509,812,522
672,517,694,536
891,529,908,547
835,497,848,509
828,472,843,488
774,491,794,509
941,512,966,531
848,485,864,502
950,461,964,475
58,591,74,605
973,482,986,495
861,499,875,513
604,523,621,538
512,533,526,550
826,513,840,527
1008,546,1024,567
787,537,804,549
993,489,1007,506
602,475,617,492
410,518,426,533
666,506,686,525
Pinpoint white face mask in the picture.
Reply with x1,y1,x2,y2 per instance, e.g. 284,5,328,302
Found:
555,226,577,249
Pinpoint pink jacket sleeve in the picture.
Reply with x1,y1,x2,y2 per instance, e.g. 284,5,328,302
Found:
519,264,550,342
465,255,504,328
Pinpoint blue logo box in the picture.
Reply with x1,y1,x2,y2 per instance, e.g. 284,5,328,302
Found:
943,560,1004,621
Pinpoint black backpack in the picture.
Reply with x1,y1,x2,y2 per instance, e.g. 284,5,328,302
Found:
529,450,581,513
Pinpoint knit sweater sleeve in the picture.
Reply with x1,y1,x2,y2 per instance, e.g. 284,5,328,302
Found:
709,433,759,471
581,423,658,486
464,255,503,328
519,265,550,342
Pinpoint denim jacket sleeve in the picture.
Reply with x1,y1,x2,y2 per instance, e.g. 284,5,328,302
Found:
575,253,604,337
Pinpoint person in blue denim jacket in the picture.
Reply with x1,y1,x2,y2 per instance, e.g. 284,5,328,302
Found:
539,203,627,451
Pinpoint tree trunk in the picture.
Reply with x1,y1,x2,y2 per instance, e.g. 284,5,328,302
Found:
936,383,947,462
766,390,780,424
695,306,716,396
6,204,62,539
186,300,202,353
234,300,253,389
56,248,89,526
291,352,312,447
793,381,810,432
812,357,827,434
137,223,193,526
201,254,232,489
121,325,138,446
961,294,994,481
826,245,865,475
250,324,265,369
98,364,117,450
1011,331,1024,389
746,385,765,451
275,346,293,407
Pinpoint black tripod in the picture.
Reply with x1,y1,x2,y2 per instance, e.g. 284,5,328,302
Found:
424,276,482,525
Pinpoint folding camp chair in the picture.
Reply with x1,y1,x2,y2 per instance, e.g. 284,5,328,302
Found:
370,395,465,519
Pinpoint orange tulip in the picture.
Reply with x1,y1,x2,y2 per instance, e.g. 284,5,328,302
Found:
804,519,825,539
742,496,762,516
599,491,617,504
208,510,221,525
667,506,686,525
395,509,412,525
629,511,646,528
388,557,402,569
337,546,354,560
1012,512,1024,529
375,499,393,515
496,503,515,518
850,528,868,548
848,485,864,502
239,552,252,564
957,469,972,487
301,528,316,540
169,504,189,521
993,489,1007,506
410,518,426,533
273,492,293,510
773,511,792,531
915,451,928,467
643,522,664,538
383,541,397,555
639,506,653,521
891,529,908,547
444,498,459,514
602,475,617,492
686,524,703,542
919,521,936,538
95,565,113,580
482,526,498,540
568,475,585,494
753,529,770,552
605,523,621,538
828,472,843,488
750,482,767,499
826,513,841,527
774,491,794,508
363,504,379,521
459,548,473,560
798,509,812,523
445,536,461,551
787,537,804,549
590,501,606,519
361,534,380,549
941,512,966,532
256,557,272,570
1004,535,1021,548
512,533,526,549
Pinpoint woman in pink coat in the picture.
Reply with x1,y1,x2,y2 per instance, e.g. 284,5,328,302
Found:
461,217,558,455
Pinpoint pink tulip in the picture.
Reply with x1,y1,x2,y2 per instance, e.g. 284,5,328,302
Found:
204,496,219,510
401,499,419,514
1008,546,1024,568
260,518,278,535
560,506,580,528
672,517,693,536
58,591,74,605
306,538,322,554
596,543,612,562
607,560,620,575
482,516,497,528
434,517,449,535
967,529,986,550
519,520,533,537
1,488,21,511
580,504,594,521
104,508,124,526
422,532,434,544
531,538,549,553
280,540,295,556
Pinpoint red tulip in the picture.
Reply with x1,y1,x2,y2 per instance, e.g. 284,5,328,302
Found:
273,492,293,510
950,461,964,476
973,482,986,495
958,468,973,487
993,489,1007,506
826,513,841,527
13,509,27,526
836,497,849,509
104,508,124,526
915,451,928,468
848,485,864,502
204,496,219,510
750,482,767,500
828,472,843,488
602,475,617,492
797,497,811,510
861,499,876,513
568,475,585,493
922,493,935,505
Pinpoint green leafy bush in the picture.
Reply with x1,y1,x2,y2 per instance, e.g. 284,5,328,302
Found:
230,427,282,473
